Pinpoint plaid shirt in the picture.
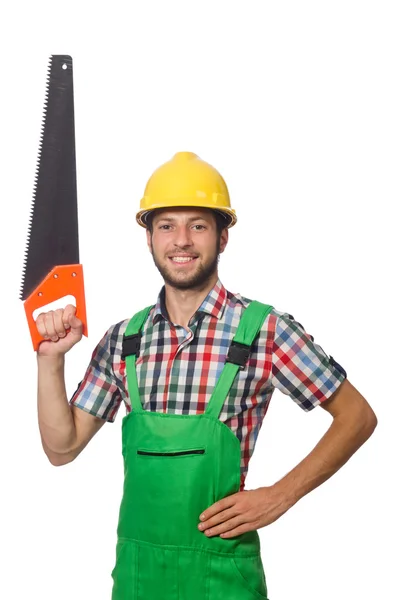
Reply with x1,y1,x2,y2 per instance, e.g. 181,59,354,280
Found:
70,278,346,490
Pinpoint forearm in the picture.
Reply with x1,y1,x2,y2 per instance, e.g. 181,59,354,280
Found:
37,354,77,456
272,407,376,512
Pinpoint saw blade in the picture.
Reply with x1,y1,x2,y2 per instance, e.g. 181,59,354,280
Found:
20,54,79,301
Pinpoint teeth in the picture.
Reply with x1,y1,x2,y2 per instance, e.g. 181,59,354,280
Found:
171,257,195,263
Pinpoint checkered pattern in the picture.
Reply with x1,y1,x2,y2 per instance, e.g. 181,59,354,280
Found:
70,278,346,490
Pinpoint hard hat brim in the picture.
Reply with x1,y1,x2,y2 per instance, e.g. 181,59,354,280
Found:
136,205,237,229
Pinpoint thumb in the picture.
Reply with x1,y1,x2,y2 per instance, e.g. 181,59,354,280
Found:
63,307,83,335
68,312,83,334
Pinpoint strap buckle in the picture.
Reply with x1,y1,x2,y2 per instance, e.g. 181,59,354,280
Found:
225,341,251,371
121,333,142,360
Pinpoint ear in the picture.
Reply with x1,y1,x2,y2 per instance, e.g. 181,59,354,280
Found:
219,228,229,254
146,229,153,254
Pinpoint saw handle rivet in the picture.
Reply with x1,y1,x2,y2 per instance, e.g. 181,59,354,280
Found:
62,64,67,70
54,273,59,279
72,272,76,277
38,292,43,297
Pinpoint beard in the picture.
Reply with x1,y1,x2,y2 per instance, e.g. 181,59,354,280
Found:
151,238,221,291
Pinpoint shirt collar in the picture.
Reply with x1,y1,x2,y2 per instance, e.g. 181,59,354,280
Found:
152,277,227,325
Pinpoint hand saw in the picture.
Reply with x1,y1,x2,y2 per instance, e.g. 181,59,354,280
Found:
20,55,88,351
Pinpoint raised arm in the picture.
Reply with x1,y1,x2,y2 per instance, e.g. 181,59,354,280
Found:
36,304,106,466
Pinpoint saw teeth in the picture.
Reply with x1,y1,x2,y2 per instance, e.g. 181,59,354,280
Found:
20,55,77,301
20,54,53,299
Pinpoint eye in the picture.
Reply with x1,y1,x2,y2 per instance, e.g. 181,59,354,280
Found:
158,224,171,230
192,224,206,230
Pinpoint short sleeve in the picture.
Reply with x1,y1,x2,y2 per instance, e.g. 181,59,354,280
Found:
69,325,123,422
271,312,347,411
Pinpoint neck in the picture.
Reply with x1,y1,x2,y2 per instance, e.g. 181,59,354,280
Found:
164,273,219,328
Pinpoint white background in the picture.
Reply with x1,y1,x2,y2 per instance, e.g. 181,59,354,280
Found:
1,1,395,599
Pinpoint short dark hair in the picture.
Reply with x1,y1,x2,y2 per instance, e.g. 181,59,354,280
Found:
146,209,229,237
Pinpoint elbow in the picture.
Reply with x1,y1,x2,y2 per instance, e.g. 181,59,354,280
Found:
365,405,378,437
355,403,378,445
40,433,77,466
45,449,75,467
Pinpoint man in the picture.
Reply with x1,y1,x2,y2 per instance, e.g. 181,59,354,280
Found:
36,152,377,599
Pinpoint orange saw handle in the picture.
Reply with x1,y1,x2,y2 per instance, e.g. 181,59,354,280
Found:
23,264,88,351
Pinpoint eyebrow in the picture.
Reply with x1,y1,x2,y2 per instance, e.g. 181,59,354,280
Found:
155,215,210,224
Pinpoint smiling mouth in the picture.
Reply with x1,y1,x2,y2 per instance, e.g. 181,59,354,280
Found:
169,256,198,265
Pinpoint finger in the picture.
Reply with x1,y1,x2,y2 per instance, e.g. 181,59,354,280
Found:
200,494,237,521
63,304,76,329
35,313,49,338
53,309,66,338
198,507,238,530
203,515,244,537
44,312,58,341
219,523,253,538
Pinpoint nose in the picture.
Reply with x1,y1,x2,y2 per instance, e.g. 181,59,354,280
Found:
174,224,193,248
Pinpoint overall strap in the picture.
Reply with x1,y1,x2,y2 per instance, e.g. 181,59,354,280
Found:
205,301,274,420
122,305,154,413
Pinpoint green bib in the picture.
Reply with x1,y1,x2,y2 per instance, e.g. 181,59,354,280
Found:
111,300,273,599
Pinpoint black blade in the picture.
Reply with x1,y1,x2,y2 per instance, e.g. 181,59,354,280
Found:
20,55,79,301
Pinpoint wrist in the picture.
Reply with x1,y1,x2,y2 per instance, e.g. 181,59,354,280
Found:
37,352,65,369
269,478,300,513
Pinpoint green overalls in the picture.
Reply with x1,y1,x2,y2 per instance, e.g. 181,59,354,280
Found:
110,300,273,599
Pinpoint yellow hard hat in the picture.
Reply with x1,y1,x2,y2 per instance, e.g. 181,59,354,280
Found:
136,151,237,228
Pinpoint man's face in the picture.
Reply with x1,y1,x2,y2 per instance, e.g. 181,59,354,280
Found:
146,207,228,290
